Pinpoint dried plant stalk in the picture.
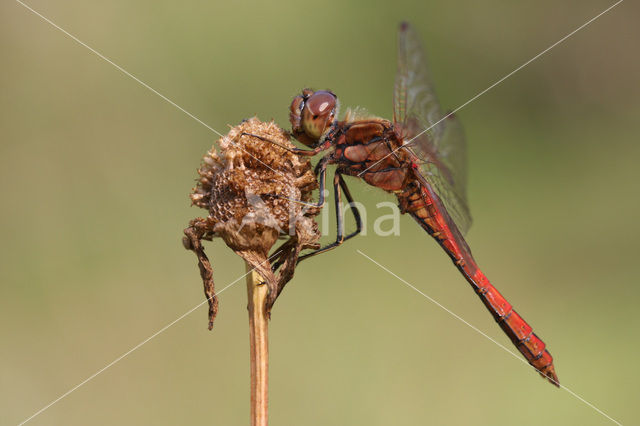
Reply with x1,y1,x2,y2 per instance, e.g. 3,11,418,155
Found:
246,262,268,426
184,118,321,426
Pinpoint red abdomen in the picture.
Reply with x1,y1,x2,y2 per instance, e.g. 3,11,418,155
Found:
329,118,559,385
399,183,559,386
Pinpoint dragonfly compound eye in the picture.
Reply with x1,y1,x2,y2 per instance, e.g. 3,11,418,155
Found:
301,90,337,140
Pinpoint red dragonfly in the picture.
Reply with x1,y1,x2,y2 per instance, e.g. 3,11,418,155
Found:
247,22,558,386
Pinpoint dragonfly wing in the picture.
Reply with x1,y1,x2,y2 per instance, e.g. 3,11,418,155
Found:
412,115,472,235
394,22,444,141
394,21,472,234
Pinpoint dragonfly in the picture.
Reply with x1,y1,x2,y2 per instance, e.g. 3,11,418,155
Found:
245,21,558,386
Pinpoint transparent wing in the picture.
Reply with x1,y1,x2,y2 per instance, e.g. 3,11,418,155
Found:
394,21,472,234
393,22,444,144
411,116,472,234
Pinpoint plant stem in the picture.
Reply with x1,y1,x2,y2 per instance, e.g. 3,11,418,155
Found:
246,261,269,426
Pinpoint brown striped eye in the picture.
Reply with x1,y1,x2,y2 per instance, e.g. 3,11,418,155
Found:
301,91,337,140
305,91,336,117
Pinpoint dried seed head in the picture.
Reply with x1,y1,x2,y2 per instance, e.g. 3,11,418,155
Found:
184,118,321,328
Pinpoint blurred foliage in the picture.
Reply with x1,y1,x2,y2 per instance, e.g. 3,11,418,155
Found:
1,0,639,425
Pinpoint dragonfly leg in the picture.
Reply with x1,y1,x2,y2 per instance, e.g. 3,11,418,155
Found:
241,132,323,156
303,156,329,209
297,171,362,264
245,156,331,217
337,173,363,242
270,158,333,272
273,155,330,208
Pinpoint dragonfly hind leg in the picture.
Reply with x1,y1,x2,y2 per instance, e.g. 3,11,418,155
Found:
298,171,362,264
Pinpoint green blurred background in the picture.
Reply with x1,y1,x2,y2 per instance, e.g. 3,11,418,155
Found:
2,1,639,425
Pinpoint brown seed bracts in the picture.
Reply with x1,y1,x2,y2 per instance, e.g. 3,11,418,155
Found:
183,118,320,329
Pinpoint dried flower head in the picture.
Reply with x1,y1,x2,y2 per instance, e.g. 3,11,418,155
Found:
183,118,320,329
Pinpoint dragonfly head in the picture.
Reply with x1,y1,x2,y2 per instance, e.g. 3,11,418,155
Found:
289,89,339,146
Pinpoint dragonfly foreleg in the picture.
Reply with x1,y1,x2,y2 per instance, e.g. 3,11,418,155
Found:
241,132,322,156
